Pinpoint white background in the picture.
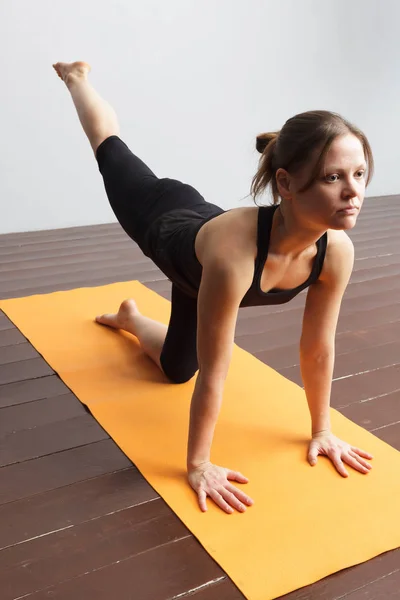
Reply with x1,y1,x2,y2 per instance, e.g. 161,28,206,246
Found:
1,0,399,234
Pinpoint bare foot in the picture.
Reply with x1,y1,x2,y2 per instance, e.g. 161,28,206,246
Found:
52,61,91,85
95,299,140,335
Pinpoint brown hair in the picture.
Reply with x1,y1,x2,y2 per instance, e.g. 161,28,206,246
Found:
251,110,374,204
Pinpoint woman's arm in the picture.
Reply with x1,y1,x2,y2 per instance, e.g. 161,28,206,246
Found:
300,232,354,435
300,231,373,475
188,258,246,467
187,251,255,513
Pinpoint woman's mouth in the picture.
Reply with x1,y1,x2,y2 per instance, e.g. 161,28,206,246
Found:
338,207,358,215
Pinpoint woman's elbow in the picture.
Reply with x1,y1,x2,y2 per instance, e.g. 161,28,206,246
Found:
300,343,334,364
196,367,226,394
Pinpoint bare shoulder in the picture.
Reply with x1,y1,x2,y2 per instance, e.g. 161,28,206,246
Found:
320,229,354,284
196,207,257,297
326,229,354,254
196,206,258,266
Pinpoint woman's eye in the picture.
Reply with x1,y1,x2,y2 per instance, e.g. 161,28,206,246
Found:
356,170,365,178
325,174,339,183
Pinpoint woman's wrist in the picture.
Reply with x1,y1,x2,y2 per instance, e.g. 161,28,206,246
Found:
187,457,211,471
311,412,331,436
312,427,331,437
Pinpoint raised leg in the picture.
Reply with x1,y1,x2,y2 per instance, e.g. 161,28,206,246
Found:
53,62,174,375
52,61,119,153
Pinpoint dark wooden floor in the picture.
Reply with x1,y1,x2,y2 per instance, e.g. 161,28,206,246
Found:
1,195,400,600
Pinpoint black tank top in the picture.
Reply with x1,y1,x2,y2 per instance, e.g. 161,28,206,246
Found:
149,204,327,306
240,205,328,307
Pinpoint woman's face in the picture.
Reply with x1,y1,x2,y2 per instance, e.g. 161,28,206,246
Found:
284,133,367,231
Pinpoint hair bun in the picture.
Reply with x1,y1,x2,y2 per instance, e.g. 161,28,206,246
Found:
256,132,278,154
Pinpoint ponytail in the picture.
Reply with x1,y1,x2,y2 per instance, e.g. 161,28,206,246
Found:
251,131,280,204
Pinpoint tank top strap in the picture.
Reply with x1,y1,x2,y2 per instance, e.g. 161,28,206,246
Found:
253,205,279,282
313,231,328,281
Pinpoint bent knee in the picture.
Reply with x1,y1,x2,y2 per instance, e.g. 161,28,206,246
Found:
165,367,197,385
160,355,198,384
93,131,121,157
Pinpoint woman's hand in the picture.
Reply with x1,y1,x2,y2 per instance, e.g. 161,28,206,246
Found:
308,430,373,476
188,462,254,514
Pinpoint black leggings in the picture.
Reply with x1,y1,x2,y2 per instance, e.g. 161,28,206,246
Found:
96,135,200,383
161,284,198,383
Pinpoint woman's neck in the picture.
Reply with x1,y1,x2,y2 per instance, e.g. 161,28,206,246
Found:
270,202,326,257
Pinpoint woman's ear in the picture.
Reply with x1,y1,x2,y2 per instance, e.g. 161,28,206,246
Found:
275,168,292,201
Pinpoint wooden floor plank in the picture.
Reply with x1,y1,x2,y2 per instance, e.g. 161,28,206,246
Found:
277,549,400,599
0,249,150,273
0,439,131,505
0,413,109,468
0,264,162,295
340,390,400,431
0,500,190,600
331,364,400,408
0,468,157,550
0,375,69,409
235,295,400,340
238,297,400,356
16,536,223,600
352,241,400,259
252,321,400,371
279,340,400,382
0,326,26,347
190,578,245,599
0,270,166,299
281,361,400,402
0,227,131,247
0,238,135,260
0,254,161,283
372,421,400,451
0,358,54,386
0,394,86,437
341,570,400,599
0,313,15,331
0,342,39,365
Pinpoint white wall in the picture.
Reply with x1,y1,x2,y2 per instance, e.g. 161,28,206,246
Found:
1,0,399,234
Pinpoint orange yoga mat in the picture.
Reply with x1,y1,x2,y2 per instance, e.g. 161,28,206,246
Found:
2,281,400,599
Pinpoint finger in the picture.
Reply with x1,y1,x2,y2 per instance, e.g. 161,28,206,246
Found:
226,484,254,506
348,450,372,471
197,489,208,512
208,488,234,514
307,443,319,466
344,453,371,474
351,446,374,460
328,449,348,477
219,488,247,513
226,470,249,484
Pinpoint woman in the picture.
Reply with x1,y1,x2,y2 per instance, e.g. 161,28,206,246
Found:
53,61,374,515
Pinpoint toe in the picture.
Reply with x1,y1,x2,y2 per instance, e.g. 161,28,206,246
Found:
95,313,119,328
95,314,109,324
